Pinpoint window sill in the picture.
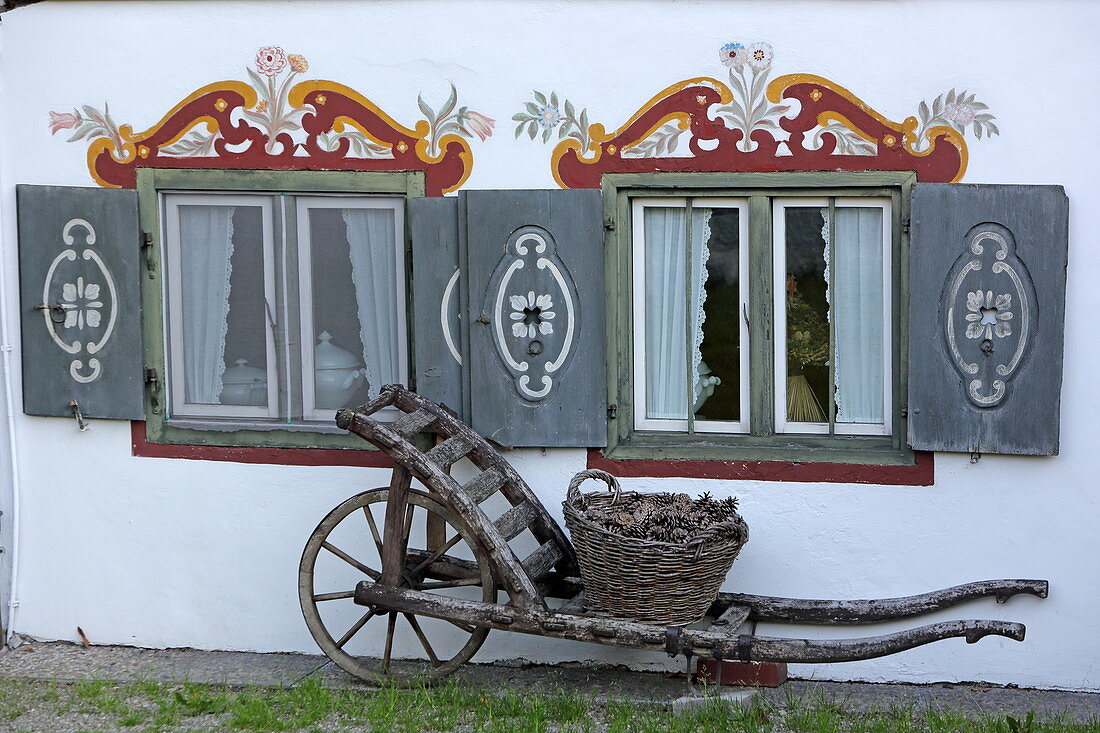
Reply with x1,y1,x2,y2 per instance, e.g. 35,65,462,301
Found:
587,448,934,486
130,421,393,467
165,418,347,434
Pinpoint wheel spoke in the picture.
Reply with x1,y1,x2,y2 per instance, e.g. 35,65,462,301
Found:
335,609,378,649
362,505,385,557
407,533,463,578
381,612,397,674
312,590,356,602
403,613,441,666
322,542,381,580
445,618,477,634
417,577,484,590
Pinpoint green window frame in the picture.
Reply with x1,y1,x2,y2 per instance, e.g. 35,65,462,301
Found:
137,168,425,450
603,171,916,465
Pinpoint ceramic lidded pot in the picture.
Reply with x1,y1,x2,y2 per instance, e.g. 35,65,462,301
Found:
220,359,268,406
314,331,366,409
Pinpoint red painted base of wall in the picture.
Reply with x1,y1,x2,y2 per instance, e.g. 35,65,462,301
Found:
129,421,393,468
696,659,788,687
588,449,934,486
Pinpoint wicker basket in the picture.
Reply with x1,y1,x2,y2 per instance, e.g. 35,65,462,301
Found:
562,469,748,626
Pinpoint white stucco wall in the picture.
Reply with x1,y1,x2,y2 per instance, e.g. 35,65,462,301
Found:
1,0,1097,690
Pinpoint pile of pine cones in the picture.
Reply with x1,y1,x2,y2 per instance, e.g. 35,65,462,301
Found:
572,491,743,544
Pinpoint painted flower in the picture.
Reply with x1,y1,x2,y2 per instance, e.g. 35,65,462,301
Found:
48,110,81,135
254,100,269,113
255,46,287,76
719,42,747,68
287,53,309,74
535,104,562,129
943,102,977,127
463,110,495,141
509,291,555,338
60,276,103,330
965,290,1013,340
746,41,774,70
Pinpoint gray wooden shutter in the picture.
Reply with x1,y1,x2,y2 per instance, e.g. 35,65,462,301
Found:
908,183,1068,455
410,196,464,419
17,185,144,419
464,189,606,447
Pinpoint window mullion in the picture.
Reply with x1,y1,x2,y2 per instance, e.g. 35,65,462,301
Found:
748,195,773,436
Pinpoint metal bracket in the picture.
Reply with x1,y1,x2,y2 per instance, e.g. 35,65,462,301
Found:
141,232,156,279
69,399,88,432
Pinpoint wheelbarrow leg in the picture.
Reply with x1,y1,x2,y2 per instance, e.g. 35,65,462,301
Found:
380,465,413,587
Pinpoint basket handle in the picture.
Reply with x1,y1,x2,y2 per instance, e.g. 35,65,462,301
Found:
566,469,622,505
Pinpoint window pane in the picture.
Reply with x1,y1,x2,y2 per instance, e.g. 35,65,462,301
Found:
643,206,739,423
178,204,268,407
695,208,741,422
832,207,884,424
784,207,830,423
307,205,401,411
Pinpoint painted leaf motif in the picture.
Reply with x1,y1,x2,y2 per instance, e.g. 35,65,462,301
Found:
538,321,553,335
994,321,1012,338
86,309,102,328
512,322,527,338
63,282,78,302
966,322,984,339
509,294,527,311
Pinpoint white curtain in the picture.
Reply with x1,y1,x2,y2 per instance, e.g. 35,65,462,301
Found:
826,207,884,424
342,208,399,398
180,206,235,404
644,207,711,419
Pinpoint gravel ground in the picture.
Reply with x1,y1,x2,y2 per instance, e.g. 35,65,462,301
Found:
1,638,1098,730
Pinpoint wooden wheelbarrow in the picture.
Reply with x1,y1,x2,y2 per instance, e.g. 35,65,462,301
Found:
298,385,1047,683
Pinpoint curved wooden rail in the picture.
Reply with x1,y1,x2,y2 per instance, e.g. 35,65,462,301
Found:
355,583,1028,664
713,579,1048,624
336,385,578,608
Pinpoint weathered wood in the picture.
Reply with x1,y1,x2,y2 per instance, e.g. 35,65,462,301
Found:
521,541,564,580
355,583,1028,664
557,592,587,616
494,502,538,541
17,185,144,419
339,406,546,605
464,189,607,448
909,183,1069,455
392,408,438,438
712,579,1049,624
463,469,506,504
410,196,464,416
425,434,473,468
712,605,751,629
379,466,413,587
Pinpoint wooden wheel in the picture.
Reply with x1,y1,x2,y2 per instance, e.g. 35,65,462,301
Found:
299,485,497,683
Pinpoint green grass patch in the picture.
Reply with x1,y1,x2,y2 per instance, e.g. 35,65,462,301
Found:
0,676,1097,732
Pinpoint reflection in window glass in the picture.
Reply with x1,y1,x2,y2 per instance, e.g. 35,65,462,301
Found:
696,208,741,422
784,207,830,423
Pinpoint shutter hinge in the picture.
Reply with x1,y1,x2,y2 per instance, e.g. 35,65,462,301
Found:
144,366,161,414
607,403,617,419
141,232,156,279
900,406,908,417
902,218,911,235
603,218,615,232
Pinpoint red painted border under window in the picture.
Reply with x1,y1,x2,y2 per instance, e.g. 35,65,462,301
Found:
130,421,393,468
587,449,934,486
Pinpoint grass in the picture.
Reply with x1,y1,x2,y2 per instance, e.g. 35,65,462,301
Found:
0,676,1096,732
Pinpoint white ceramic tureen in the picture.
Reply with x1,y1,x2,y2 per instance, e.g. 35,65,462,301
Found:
314,331,366,409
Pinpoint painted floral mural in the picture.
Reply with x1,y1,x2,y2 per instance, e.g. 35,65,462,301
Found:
515,43,998,163
49,45,494,194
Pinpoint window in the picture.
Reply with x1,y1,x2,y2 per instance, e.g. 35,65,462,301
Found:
138,169,422,449
607,173,912,465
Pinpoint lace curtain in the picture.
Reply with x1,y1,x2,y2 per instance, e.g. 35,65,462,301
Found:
342,208,400,398
179,206,235,405
643,207,712,419
822,207,885,424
